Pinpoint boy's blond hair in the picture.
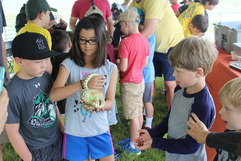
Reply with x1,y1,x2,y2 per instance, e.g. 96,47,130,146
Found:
168,37,217,76
219,77,241,107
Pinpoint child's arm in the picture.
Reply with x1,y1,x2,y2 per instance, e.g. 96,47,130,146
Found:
147,101,214,154
46,58,53,74
56,106,64,133
148,112,170,138
6,124,32,161
143,56,148,68
140,19,158,39
0,88,8,134
103,67,118,111
50,65,82,102
117,58,128,72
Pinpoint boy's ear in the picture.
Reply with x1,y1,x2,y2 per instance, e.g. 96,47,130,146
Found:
205,1,210,6
38,11,45,20
196,67,204,78
14,57,24,66
68,40,72,49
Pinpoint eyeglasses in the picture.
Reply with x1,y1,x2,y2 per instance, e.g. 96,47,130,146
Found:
79,38,97,45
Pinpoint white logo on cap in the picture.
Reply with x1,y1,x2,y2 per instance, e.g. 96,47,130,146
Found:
36,38,46,50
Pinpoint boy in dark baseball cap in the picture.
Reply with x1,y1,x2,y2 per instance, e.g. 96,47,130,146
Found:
6,32,64,161
25,0,57,20
14,0,58,75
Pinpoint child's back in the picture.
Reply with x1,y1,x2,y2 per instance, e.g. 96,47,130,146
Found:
178,0,218,36
178,2,205,36
118,33,149,83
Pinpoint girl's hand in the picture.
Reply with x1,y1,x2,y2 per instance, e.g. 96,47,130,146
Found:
82,101,106,114
186,113,210,144
90,108,105,113
87,75,106,89
134,129,153,151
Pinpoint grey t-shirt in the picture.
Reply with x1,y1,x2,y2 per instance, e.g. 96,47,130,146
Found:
62,58,116,137
6,72,60,150
165,86,215,161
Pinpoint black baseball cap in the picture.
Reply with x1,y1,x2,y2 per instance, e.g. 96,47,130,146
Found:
12,32,62,60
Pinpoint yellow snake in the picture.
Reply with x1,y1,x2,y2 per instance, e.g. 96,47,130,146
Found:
80,73,105,110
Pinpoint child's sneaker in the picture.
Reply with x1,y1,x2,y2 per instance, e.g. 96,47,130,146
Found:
144,126,151,129
114,150,121,160
119,143,141,156
117,137,130,146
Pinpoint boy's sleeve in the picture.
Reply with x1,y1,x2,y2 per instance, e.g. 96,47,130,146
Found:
6,86,21,124
118,39,129,59
148,112,169,138
206,131,241,156
71,1,79,18
149,109,201,154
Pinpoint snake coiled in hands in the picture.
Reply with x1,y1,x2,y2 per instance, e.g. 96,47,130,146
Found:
80,73,105,111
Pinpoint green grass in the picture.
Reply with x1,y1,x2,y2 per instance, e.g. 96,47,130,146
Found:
3,77,168,161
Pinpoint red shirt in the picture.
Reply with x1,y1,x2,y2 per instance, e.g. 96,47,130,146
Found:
171,3,180,13
118,33,150,84
71,0,112,22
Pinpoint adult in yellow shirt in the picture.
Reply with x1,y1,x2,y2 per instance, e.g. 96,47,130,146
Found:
130,0,184,109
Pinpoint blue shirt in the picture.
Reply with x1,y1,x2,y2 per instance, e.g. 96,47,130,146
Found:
142,33,155,83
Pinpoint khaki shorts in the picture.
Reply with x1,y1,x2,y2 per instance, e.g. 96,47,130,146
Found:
0,127,9,144
120,82,144,120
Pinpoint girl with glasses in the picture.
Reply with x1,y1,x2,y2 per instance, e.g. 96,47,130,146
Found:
50,15,118,161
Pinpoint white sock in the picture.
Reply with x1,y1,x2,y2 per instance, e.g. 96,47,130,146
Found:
145,117,153,128
130,141,135,149
143,107,146,116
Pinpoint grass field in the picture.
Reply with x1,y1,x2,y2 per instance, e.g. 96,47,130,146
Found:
3,77,168,161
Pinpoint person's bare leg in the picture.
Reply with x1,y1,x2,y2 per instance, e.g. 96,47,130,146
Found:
144,102,154,128
99,154,114,161
152,80,156,98
145,102,154,118
138,111,143,129
164,80,176,110
130,117,141,144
